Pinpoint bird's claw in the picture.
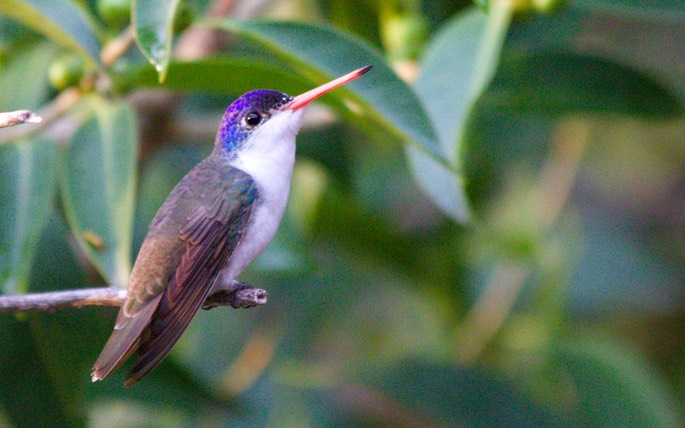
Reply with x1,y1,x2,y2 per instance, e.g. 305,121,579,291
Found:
202,282,268,310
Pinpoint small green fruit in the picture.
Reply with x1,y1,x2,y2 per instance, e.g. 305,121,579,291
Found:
98,0,131,29
48,54,85,91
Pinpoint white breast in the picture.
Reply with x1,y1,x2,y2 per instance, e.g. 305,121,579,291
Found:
213,109,304,291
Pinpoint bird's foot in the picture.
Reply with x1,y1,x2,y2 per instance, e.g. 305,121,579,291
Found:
202,281,268,310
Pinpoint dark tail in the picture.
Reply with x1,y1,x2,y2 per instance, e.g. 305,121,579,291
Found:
91,293,163,382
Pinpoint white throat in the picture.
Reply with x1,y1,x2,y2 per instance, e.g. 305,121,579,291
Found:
229,109,303,191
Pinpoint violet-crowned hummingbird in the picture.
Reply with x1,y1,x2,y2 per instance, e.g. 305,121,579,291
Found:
92,65,372,386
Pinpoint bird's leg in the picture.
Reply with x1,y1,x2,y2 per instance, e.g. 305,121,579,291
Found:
202,280,268,310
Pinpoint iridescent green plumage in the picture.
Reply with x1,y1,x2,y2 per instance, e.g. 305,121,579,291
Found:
92,157,256,385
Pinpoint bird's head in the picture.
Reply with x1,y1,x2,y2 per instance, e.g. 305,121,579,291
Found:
214,65,372,158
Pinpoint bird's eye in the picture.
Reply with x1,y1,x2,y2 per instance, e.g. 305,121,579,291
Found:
244,111,263,127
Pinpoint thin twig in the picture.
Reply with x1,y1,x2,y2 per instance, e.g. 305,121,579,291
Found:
457,263,529,364
0,283,267,314
0,110,43,128
0,89,82,145
101,27,135,67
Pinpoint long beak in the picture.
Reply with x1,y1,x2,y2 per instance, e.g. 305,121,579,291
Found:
284,65,372,111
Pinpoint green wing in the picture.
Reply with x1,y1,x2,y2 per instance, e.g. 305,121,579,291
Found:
92,159,256,385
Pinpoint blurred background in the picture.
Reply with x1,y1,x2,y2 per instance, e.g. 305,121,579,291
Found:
1,0,684,426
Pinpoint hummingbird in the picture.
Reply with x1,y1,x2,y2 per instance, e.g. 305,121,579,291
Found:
92,65,372,386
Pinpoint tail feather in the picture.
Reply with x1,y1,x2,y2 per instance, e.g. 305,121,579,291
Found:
122,280,214,387
91,293,163,382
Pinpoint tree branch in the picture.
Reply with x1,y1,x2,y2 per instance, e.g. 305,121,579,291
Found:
0,282,267,314
0,110,43,128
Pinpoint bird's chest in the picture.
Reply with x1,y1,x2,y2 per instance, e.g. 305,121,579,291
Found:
233,184,288,268
217,140,296,283
242,168,292,254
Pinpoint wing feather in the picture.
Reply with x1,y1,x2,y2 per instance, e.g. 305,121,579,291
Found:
124,181,254,386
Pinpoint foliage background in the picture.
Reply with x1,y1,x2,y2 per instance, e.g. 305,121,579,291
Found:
1,0,684,426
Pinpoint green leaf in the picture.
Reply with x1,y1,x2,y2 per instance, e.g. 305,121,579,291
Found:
0,314,81,427
59,97,137,288
555,335,684,427
0,40,57,111
574,0,685,17
410,5,512,222
1,214,98,427
115,58,312,95
0,138,56,295
0,0,102,67
404,149,470,222
206,19,445,163
483,53,684,117
133,0,182,82
416,7,511,154
330,359,563,426
499,4,684,116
